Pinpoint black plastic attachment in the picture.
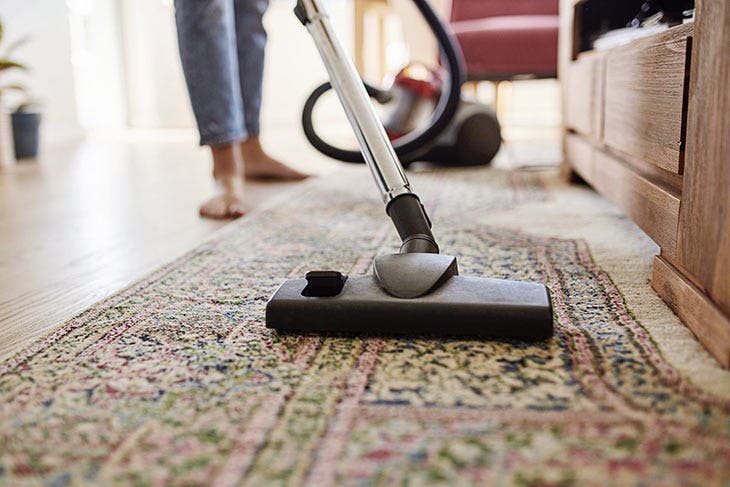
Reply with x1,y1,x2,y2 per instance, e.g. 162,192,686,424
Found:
293,0,309,25
386,194,438,254
302,271,347,297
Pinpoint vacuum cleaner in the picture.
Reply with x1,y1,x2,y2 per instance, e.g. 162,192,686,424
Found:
300,3,501,167
381,64,503,167
265,0,553,340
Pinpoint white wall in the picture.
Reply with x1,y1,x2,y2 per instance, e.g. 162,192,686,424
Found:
0,0,84,143
0,0,357,138
120,0,195,130
261,0,354,128
117,0,354,132
67,0,128,131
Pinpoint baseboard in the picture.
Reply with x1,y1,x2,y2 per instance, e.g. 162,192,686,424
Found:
652,255,730,368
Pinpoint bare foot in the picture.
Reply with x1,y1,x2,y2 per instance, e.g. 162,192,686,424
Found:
241,136,310,181
199,144,249,220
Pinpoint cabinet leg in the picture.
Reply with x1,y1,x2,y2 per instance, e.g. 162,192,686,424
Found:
560,161,583,184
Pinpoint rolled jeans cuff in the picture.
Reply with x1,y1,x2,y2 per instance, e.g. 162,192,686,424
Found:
199,128,247,147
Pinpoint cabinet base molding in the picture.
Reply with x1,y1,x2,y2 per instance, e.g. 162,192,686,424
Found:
652,256,730,368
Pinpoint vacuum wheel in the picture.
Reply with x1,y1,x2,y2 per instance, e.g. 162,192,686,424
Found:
455,109,502,166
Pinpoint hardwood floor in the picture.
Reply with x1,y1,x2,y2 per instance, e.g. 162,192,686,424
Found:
0,125,560,361
0,130,335,360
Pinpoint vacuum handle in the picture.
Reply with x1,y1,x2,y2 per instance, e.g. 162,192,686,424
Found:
296,0,438,253
295,0,410,203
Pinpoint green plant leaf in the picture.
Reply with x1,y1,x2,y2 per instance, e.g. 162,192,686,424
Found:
15,102,36,113
0,60,27,71
0,21,4,46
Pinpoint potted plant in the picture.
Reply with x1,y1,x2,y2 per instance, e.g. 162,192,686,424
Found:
0,18,30,164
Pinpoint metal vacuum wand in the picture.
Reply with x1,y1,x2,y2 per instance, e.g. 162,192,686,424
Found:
295,0,439,254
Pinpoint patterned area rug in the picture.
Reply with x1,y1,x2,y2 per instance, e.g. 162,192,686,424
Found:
1,166,729,486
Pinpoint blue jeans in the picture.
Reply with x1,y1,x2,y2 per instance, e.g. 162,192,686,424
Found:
175,0,269,147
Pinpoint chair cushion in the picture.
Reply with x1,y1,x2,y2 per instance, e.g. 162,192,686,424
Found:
451,15,559,78
450,0,559,23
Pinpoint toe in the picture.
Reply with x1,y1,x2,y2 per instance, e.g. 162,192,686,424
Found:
199,196,230,220
227,201,247,218
286,167,310,181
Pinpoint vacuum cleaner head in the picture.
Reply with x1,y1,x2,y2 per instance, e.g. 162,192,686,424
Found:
272,1,553,342
266,253,553,340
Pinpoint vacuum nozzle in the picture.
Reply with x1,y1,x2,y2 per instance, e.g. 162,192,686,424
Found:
266,272,553,340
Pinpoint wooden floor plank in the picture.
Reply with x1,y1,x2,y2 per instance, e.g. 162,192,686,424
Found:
0,133,328,360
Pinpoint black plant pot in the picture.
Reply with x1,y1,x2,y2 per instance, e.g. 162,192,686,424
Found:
11,112,41,159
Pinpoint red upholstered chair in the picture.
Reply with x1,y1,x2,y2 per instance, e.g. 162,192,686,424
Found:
448,0,560,81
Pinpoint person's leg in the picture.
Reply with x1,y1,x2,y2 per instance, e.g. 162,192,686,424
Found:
233,0,309,181
233,0,266,138
175,0,248,218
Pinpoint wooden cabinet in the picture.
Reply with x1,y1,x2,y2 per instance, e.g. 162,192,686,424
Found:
603,25,690,174
560,1,730,367
564,56,603,139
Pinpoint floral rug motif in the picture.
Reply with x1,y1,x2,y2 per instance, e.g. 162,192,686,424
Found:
1,168,729,486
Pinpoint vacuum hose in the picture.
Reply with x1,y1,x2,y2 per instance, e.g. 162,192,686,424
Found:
301,0,466,164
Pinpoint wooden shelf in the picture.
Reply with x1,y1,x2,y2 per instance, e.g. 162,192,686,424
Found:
560,1,730,367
